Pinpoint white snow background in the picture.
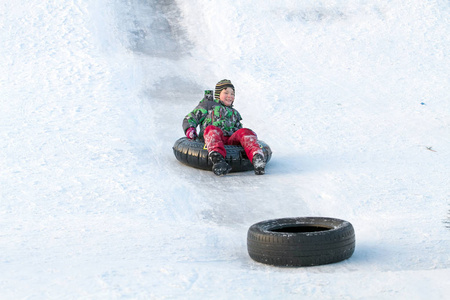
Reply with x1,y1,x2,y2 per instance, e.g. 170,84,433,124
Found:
1,0,449,299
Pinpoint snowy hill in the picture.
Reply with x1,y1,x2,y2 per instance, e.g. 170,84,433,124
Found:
1,0,449,299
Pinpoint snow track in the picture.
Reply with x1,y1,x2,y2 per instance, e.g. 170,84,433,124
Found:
1,0,449,299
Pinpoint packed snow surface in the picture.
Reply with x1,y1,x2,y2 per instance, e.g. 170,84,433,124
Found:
1,0,449,299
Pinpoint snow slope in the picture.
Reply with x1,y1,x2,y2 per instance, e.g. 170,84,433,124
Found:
1,0,449,299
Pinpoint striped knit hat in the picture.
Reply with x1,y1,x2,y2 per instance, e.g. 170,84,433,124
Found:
214,79,235,100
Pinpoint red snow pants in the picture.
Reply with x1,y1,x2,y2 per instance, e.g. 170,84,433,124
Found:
204,125,263,163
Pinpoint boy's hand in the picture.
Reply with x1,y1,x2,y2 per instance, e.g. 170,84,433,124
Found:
186,127,197,140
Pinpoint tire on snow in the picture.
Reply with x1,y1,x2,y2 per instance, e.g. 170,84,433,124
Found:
247,217,355,267
172,137,272,172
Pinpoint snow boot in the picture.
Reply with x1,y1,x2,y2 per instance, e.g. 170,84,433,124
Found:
252,153,266,175
209,151,232,176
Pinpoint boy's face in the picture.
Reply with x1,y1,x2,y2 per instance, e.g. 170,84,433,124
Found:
219,87,235,107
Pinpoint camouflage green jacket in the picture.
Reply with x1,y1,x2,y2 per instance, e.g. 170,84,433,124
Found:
182,94,243,138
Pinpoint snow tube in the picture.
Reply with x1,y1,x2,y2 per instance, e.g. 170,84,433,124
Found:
172,137,272,172
247,217,355,267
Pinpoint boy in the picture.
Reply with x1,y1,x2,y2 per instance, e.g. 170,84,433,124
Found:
183,79,266,176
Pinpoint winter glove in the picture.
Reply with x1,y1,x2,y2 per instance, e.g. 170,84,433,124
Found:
186,127,197,140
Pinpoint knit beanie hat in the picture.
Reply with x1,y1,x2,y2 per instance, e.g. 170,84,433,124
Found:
214,79,235,100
